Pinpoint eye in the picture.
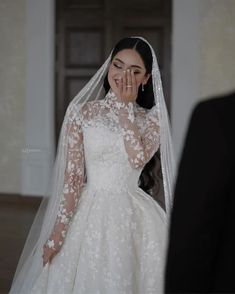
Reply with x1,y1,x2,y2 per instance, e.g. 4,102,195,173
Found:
133,71,140,75
113,63,122,69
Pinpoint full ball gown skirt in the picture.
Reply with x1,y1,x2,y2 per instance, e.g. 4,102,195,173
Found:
31,126,167,294
15,93,167,294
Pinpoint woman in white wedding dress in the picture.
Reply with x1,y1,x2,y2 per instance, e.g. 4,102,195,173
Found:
10,37,175,294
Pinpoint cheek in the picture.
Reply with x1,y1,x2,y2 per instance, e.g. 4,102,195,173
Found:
108,65,117,79
135,75,145,86
107,68,113,85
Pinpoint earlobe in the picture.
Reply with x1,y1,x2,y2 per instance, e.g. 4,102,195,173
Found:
144,73,151,85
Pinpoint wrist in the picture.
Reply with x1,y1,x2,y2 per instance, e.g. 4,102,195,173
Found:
45,238,62,251
116,101,135,123
115,100,134,110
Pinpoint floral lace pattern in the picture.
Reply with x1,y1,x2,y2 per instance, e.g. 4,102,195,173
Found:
45,90,160,252
45,103,85,251
39,90,165,294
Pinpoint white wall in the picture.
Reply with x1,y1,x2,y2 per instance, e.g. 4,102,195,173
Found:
1,0,235,195
21,0,55,196
0,0,26,193
171,0,200,162
171,0,235,163
199,0,235,98
0,0,55,196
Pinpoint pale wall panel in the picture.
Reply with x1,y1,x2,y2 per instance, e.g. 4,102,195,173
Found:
0,0,26,193
199,0,235,98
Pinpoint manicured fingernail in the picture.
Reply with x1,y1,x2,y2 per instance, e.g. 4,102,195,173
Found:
127,69,130,72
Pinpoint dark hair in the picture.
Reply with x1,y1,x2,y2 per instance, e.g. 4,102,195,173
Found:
104,37,154,109
103,37,162,203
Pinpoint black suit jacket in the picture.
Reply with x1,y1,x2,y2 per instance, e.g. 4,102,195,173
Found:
165,92,235,293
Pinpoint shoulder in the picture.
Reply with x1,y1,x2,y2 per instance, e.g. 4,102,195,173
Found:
80,100,102,119
136,103,157,115
136,104,159,123
187,93,235,145
195,92,235,149
194,92,235,115
66,99,102,120
135,105,159,132
190,92,235,129
80,99,101,112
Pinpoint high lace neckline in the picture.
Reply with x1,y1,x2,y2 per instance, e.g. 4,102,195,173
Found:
104,89,137,109
104,89,118,104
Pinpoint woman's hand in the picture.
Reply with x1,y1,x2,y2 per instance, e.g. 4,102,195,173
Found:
42,237,61,267
115,69,138,103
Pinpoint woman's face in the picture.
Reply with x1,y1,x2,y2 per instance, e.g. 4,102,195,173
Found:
108,49,150,94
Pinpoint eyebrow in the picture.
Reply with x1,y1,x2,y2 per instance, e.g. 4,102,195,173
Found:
114,58,142,70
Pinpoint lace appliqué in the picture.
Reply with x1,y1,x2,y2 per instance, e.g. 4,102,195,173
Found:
44,91,160,251
113,95,160,169
45,103,85,251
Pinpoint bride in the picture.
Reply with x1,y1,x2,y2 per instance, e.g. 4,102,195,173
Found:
10,36,175,294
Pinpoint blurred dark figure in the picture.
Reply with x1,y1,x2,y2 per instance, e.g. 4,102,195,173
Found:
165,92,235,293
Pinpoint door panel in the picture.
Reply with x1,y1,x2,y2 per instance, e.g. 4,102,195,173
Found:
56,0,171,142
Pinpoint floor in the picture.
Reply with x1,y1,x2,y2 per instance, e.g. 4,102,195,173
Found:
0,196,41,294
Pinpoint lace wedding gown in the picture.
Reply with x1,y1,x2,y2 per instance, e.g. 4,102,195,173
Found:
29,90,167,294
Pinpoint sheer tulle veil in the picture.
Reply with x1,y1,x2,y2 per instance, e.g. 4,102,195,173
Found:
10,36,175,293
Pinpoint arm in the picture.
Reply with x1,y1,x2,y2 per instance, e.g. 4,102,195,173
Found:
165,102,229,293
117,102,160,169
44,104,85,253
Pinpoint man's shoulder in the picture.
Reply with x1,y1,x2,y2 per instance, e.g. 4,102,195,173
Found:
192,92,235,147
196,91,235,112
189,92,235,125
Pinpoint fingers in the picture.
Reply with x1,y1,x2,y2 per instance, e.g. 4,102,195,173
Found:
43,255,49,267
42,251,50,267
126,69,132,94
122,71,126,94
114,76,122,101
42,246,58,267
127,69,137,100
43,253,53,267
131,69,137,97
118,77,123,96
123,69,133,99
115,69,138,102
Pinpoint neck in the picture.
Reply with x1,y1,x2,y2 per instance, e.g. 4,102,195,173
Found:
106,89,117,100
105,89,137,107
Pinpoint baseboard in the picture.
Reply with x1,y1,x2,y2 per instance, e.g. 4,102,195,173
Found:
0,193,42,207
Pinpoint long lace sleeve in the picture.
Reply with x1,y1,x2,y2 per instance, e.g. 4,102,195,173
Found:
45,104,85,252
116,101,160,169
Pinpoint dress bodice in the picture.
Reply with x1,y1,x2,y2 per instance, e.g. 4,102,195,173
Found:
83,124,141,192
81,90,155,192
45,90,161,252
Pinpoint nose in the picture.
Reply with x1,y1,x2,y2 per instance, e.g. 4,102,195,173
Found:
115,68,131,79
121,68,131,76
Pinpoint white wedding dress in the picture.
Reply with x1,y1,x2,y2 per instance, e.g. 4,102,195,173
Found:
27,90,167,294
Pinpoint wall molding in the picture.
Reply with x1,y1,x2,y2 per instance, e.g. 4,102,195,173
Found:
0,193,42,207
22,0,55,196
